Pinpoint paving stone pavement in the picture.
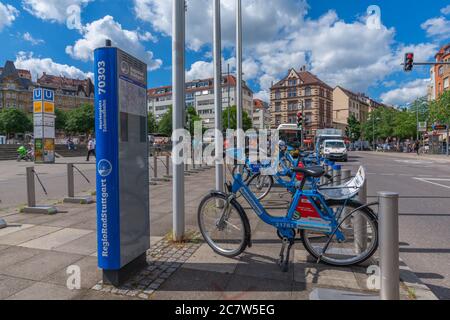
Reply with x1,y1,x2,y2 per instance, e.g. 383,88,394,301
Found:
0,166,438,300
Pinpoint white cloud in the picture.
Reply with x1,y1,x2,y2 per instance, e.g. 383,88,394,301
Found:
14,51,93,81
22,0,92,23
66,15,162,71
421,16,450,40
133,0,309,51
0,2,19,31
441,5,450,15
186,57,259,82
23,32,45,45
380,79,430,106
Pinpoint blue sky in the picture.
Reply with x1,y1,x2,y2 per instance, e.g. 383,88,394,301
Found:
0,0,449,106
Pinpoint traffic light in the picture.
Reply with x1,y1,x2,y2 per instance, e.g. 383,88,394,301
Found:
404,53,414,72
297,112,303,129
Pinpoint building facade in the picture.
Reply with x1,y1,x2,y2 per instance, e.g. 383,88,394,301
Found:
148,75,254,129
333,86,370,130
252,99,270,130
431,43,450,100
270,68,333,137
36,73,94,111
0,61,34,113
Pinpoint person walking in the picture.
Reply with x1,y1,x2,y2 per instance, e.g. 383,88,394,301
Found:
86,136,96,161
414,140,420,156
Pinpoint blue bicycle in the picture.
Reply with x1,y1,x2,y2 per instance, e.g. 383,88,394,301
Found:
198,165,378,270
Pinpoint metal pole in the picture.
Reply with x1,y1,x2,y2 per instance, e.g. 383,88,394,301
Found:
301,101,305,149
166,154,170,177
26,167,36,207
236,0,244,150
341,169,351,183
172,0,186,242
355,178,368,253
214,0,224,193
154,153,158,178
333,165,341,186
378,192,400,300
67,163,75,198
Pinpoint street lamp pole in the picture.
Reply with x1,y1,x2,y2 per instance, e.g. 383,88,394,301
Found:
213,0,224,193
236,0,244,151
172,0,186,242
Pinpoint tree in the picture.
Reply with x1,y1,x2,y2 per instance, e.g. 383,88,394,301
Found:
393,109,416,140
158,106,172,136
55,108,67,131
148,112,157,134
65,104,95,135
186,106,201,135
222,106,253,131
0,108,32,139
430,90,450,126
346,115,361,142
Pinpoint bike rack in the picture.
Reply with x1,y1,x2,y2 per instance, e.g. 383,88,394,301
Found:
151,153,172,183
21,166,58,215
63,163,95,205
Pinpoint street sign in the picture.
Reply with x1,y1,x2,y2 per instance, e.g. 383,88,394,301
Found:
33,88,55,163
432,124,448,131
418,122,428,132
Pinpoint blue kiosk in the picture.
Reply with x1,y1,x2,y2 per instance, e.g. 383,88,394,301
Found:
94,40,150,286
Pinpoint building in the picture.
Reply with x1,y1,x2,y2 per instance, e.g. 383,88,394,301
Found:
148,75,254,129
431,43,450,100
252,99,271,130
270,67,333,137
333,86,371,131
0,61,34,113
36,73,94,111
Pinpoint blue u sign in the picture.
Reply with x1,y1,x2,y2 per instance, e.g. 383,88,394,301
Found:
44,89,54,102
33,88,42,101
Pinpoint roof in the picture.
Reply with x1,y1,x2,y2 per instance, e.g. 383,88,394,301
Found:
253,98,268,110
335,86,370,105
271,68,333,90
37,73,94,97
0,61,33,89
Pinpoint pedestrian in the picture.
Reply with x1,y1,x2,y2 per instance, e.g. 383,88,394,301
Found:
414,140,420,156
86,136,96,161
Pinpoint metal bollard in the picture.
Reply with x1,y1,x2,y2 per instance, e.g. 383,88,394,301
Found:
165,154,171,177
154,154,158,178
355,179,368,253
333,165,342,186
26,166,36,207
67,163,75,198
378,192,400,300
341,169,351,183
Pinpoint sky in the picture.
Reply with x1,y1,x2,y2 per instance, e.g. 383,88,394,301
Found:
0,0,449,106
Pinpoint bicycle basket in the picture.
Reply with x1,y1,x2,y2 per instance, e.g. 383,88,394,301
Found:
318,166,366,200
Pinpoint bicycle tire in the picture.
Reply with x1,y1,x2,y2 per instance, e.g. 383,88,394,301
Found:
198,192,251,258
247,173,274,201
300,199,378,267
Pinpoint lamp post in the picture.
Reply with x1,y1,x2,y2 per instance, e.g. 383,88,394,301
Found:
236,0,243,151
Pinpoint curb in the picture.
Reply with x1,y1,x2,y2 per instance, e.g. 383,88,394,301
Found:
399,258,438,300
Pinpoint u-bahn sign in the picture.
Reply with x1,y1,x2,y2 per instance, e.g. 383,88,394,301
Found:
33,88,55,163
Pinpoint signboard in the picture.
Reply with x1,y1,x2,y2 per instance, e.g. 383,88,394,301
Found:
432,124,448,131
418,122,428,133
94,45,149,283
33,88,55,163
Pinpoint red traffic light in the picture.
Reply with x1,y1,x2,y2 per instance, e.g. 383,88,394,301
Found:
404,52,414,72
297,112,303,118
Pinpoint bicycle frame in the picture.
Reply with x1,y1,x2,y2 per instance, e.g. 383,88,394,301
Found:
231,172,346,241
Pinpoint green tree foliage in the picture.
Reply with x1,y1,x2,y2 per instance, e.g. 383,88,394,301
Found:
148,112,157,134
157,106,172,136
393,109,416,140
65,104,95,135
55,108,67,131
346,115,361,142
0,108,32,137
186,106,201,135
222,106,253,131
429,91,450,125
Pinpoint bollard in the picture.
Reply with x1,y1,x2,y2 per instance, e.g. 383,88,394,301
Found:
26,166,36,208
164,154,172,178
151,154,171,182
333,165,342,186
21,167,57,215
341,169,351,183
355,178,368,253
63,164,94,205
378,192,400,300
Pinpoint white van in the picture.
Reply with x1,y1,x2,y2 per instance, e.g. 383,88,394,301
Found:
322,140,348,162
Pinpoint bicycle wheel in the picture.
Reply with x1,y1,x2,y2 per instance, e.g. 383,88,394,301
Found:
198,193,250,258
301,199,378,267
247,174,274,200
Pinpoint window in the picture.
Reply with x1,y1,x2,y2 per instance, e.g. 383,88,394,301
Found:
444,78,449,89
305,99,312,110
275,115,282,125
275,102,281,112
275,90,281,100
304,86,311,96
288,88,297,98
288,102,298,111
439,66,444,76
288,79,297,86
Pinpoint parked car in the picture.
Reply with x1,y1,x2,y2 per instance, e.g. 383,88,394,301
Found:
321,140,348,162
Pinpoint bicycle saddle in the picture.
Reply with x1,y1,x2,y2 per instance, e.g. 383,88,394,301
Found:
292,166,325,178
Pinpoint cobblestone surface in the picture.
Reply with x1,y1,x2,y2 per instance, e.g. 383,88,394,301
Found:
92,234,202,300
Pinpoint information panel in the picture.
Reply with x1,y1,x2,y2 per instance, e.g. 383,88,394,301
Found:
33,88,55,163
94,45,149,276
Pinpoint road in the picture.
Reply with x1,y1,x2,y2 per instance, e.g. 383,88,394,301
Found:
344,152,450,300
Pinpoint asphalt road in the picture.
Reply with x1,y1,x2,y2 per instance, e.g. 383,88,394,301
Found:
344,152,450,300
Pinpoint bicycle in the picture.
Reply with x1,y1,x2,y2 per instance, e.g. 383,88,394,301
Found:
198,163,378,271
